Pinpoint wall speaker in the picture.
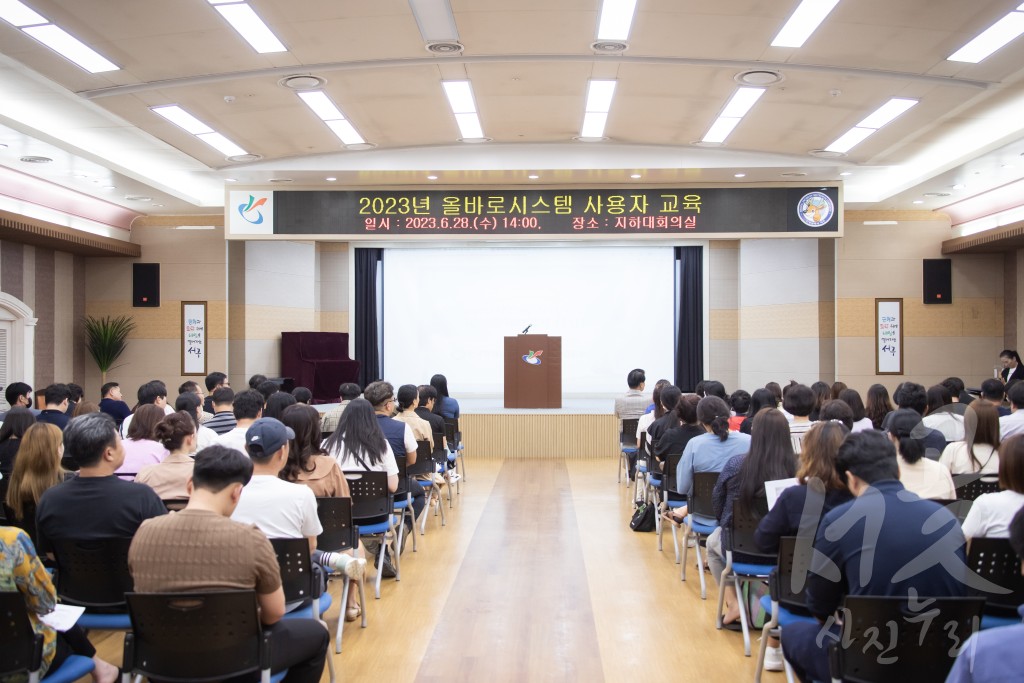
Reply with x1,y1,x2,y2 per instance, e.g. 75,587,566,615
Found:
923,259,951,305
133,263,160,307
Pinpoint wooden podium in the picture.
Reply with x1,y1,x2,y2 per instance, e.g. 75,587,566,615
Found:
504,334,561,408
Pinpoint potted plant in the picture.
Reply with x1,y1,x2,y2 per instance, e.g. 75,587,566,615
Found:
82,315,137,384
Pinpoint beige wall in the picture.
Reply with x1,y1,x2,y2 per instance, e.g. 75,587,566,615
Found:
708,240,739,391
835,218,1004,395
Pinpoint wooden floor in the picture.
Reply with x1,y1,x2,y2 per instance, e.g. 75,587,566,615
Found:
90,460,775,682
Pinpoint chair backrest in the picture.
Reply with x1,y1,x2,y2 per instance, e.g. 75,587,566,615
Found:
316,496,358,552
638,431,648,459
51,537,134,609
393,455,410,496
932,498,973,525
124,591,266,682
408,440,434,476
620,419,639,446
343,470,393,522
162,498,189,512
771,536,812,613
730,499,775,564
965,537,1024,617
431,431,447,463
955,476,1001,501
0,592,37,677
663,453,683,493
444,417,461,448
829,595,984,682
269,537,315,604
689,471,720,520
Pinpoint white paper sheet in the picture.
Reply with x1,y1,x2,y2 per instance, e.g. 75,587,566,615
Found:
39,604,85,632
765,478,800,510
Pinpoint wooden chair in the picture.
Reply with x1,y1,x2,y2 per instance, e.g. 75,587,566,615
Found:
316,496,367,653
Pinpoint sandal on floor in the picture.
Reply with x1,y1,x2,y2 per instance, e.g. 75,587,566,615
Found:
345,604,362,622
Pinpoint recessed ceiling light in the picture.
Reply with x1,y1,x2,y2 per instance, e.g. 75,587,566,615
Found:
427,175,438,180
0,0,47,26
125,195,152,202
630,173,642,179
771,0,841,48
691,140,723,148
923,192,951,197
1002,164,1015,169
345,143,376,151
21,24,119,73
825,98,918,154
702,87,765,144
734,172,746,178
952,183,967,190
573,135,609,143
458,137,491,144
278,75,326,91
269,178,293,183
596,0,639,41
19,155,52,163
151,105,213,134
781,171,807,177
839,171,853,176
152,204,164,208
102,185,116,190
809,149,846,158
224,178,238,182
226,154,262,163
197,132,247,157
209,1,287,54
325,177,337,181
948,9,1024,63
528,174,539,179
912,200,924,204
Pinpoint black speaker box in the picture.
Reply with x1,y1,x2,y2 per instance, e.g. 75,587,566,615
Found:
923,259,951,305
133,263,160,307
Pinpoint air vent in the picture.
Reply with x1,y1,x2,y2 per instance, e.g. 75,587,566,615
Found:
573,135,608,143
690,141,723,148
269,178,293,183
278,75,327,91
781,172,807,177
923,192,951,197
734,70,784,86
226,154,263,163
809,149,846,158
345,143,376,151
458,137,492,144
426,41,464,54
19,155,52,163
591,40,628,53
124,195,152,202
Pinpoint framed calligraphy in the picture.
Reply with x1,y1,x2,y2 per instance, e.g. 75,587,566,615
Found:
875,298,903,375
181,301,207,376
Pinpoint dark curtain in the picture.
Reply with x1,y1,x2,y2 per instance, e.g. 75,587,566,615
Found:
354,248,382,388
675,246,703,392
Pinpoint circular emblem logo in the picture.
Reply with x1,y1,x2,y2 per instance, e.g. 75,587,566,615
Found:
797,191,834,228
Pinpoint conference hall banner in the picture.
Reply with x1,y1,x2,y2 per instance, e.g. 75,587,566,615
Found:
227,186,841,238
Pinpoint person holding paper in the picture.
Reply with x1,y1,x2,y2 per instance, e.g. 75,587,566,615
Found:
0,525,120,682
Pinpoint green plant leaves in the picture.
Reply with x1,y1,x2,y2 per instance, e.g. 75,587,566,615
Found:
82,315,137,373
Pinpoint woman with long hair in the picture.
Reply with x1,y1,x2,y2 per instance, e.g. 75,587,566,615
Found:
962,435,1024,539
808,381,830,421
0,407,36,481
4,423,69,542
940,403,1001,475
888,409,955,499
655,394,704,492
116,403,168,479
429,374,459,419
865,384,894,430
708,408,796,626
837,388,873,433
830,381,848,400
71,400,100,417
637,379,671,447
740,388,778,435
263,391,297,421
921,384,964,442
135,411,196,501
324,398,398,492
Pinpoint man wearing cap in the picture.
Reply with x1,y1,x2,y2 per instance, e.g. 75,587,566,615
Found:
231,417,364,581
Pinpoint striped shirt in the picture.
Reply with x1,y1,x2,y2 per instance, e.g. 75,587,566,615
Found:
203,410,237,435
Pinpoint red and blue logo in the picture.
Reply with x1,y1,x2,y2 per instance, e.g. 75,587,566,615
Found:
522,349,543,366
238,195,268,224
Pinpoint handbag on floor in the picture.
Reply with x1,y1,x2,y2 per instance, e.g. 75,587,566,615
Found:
630,500,656,532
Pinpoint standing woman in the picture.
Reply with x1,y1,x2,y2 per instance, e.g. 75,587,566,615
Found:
430,374,460,420
865,384,894,431
1000,350,1024,384
940,403,1001,476
3,423,70,543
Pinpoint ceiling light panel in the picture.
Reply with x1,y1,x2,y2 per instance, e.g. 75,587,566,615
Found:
297,91,345,121
454,112,484,139
211,2,286,54
701,87,765,144
825,97,918,154
20,24,119,72
597,0,638,41
771,0,841,48
442,80,476,114
409,0,459,42
196,132,247,157
0,0,46,26
325,119,365,145
947,9,1024,63
824,126,875,154
581,112,609,138
151,105,214,134
585,80,617,113
702,117,741,144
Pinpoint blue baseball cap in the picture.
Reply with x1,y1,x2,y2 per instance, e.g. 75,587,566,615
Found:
245,417,294,457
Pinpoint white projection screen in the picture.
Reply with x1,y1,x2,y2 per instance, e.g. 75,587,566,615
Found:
381,246,676,396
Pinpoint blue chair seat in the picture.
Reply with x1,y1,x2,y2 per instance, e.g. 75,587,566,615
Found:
649,476,662,487
270,671,287,683
622,447,637,454
357,516,402,536
43,654,95,683
666,500,686,509
683,516,717,536
732,562,774,577
981,613,1020,630
393,499,409,510
77,612,131,630
284,592,333,620
759,595,818,627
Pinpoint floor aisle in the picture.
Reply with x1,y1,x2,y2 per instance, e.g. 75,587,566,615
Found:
89,460,772,682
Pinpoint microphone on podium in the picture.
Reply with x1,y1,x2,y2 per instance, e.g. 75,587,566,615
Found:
521,324,532,334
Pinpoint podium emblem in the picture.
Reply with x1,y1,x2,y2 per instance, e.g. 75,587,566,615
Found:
522,349,543,365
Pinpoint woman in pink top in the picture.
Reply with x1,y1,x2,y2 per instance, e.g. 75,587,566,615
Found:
116,404,168,479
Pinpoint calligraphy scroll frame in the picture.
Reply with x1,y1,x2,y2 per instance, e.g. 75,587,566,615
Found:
875,298,903,375
181,301,208,376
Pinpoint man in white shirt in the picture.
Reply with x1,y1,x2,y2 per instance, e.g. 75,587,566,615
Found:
214,389,264,455
1000,382,1024,439
120,380,171,437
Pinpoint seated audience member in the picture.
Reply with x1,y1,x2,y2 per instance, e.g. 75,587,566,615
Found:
135,411,196,501
781,430,968,682
655,395,703,493
808,381,830,422
837,388,873,433
999,349,1024,384
941,403,1001,476
98,382,132,428
702,380,728,401
765,382,785,418
922,383,965,442
324,398,398,493
364,380,425,522
214,389,264,454
120,380,170,437
980,378,1011,417
637,379,671,449
960,435,1024,540
128,445,331,683
174,390,217,450
829,381,847,400
888,409,956,500
946,504,1024,682
0,381,36,420
35,384,71,430
883,381,947,458
291,386,313,405
394,383,434,447
3,423,70,542
783,384,816,453
202,371,229,414
72,401,99,417
430,373,460,419
865,383,894,430
115,404,169,478
707,409,795,635
818,399,853,430
415,385,447,446
204,386,237,435
942,376,973,412
740,389,778,435
321,382,362,435
0,406,35,481
256,379,281,404
615,369,648,479
667,396,752,524
64,383,83,417
756,421,852,553
35,413,165,557
248,373,268,389
178,381,213,422
1,525,119,682
647,385,683,447
728,390,751,432
1000,381,1024,440
264,391,297,421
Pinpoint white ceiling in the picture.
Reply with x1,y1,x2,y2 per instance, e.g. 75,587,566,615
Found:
1,0,1024,225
